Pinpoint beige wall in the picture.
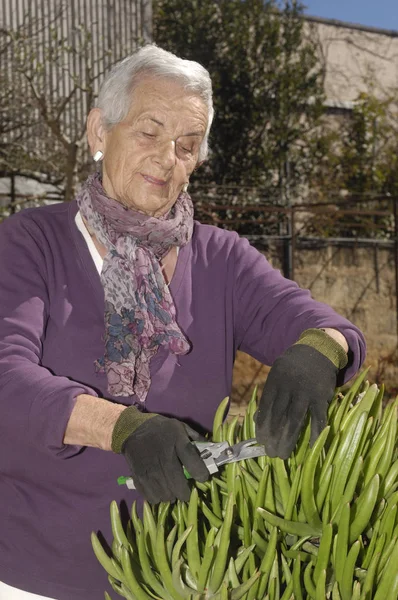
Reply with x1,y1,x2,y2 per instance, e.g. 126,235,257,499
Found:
305,17,398,105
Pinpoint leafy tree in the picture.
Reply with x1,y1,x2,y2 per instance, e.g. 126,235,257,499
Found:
307,89,398,239
338,92,398,196
312,87,398,198
153,0,326,202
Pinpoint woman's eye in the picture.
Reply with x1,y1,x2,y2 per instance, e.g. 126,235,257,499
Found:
142,132,155,138
177,143,193,154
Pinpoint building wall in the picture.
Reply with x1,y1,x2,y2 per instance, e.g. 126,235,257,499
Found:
306,16,398,105
0,0,152,207
1,0,152,143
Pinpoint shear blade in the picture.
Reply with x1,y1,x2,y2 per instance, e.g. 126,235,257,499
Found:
215,438,267,467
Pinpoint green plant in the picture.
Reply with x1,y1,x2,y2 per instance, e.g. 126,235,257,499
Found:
312,88,398,209
93,371,398,599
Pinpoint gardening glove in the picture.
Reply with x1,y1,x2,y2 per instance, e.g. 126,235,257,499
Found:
112,406,209,504
255,328,348,460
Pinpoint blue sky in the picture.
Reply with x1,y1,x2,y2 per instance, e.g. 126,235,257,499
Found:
303,0,398,32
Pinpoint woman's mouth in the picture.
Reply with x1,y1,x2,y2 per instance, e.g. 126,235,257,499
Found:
142,174,167,186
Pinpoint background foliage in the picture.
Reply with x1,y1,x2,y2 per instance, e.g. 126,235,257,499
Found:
153,0,327,202
1,0,398,212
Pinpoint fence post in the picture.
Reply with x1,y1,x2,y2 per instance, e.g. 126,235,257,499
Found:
283,206,295,280
10,174,16,214
394,198,398,341
290,206,296,281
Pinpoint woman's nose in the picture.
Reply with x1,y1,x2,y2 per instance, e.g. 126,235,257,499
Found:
155,139,177,169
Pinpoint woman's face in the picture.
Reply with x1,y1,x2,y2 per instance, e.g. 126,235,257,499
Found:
91,76,208,217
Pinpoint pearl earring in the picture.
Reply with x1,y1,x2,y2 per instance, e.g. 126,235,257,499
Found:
182,183,189,192
93,150,104,162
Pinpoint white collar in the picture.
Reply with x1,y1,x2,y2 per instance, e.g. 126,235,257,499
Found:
75,210,178,284
75,210,103,275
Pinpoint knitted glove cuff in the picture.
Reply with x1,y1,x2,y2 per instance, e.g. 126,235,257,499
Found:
111,405,158,454
295,328,348,371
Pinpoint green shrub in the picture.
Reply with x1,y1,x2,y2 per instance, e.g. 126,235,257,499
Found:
93,371,398,599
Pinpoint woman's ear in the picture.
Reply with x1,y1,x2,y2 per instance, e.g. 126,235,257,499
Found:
87,108,106,157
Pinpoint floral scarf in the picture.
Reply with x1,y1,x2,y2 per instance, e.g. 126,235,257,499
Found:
76,173,193,402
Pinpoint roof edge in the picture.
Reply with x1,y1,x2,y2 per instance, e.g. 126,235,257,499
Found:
305,14,398,38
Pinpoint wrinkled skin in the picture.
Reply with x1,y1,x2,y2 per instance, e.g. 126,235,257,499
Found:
87,76,208,217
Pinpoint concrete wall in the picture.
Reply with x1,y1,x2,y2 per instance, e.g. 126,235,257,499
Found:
306,17,398,105
231,241,397,410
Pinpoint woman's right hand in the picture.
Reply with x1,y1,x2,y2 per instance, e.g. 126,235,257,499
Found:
112,407,209,503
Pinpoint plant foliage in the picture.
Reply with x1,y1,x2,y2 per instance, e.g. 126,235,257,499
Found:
93,374,398,599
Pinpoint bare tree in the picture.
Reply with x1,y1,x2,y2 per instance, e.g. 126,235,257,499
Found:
1,1,145,202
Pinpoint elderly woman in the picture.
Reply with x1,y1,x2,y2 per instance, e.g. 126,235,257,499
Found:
0,45,365,600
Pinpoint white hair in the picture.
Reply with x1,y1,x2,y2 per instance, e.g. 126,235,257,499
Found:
97,44,214,162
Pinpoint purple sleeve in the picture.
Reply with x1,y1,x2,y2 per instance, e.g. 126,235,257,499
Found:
0,214,98,457
232,236,366,383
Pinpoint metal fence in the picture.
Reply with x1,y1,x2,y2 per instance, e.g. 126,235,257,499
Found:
192,186,395,244
1,183,397,335
193,186,398,337
1,184,396,250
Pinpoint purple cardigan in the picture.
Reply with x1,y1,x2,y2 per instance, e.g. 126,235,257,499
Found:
0,200,366,600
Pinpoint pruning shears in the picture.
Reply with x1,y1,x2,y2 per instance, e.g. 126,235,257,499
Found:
117,438,267,490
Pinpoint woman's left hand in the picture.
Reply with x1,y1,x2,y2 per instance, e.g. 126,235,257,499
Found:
255,344,339,459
